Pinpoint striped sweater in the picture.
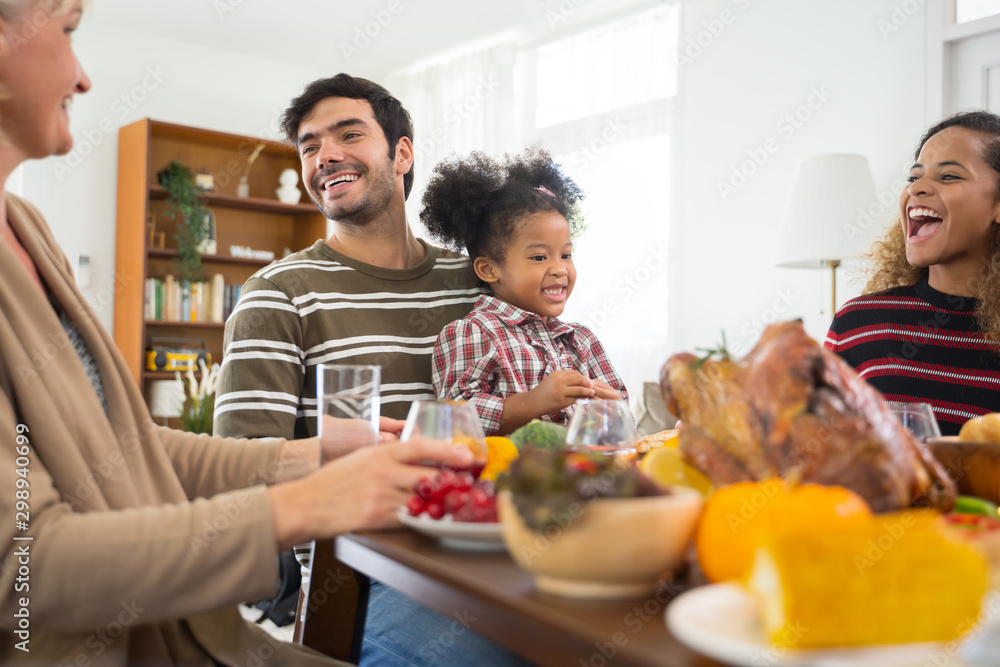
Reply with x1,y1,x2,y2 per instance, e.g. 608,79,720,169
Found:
214,239,482,440
824,279,1000,436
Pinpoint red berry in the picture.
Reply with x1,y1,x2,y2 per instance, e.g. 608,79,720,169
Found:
454,505,476,522
455,472,475,491
414,477,435,500
469,487,491,509
426,502,445,520
444,489,469,515
438,469,458,490
406,496,426,516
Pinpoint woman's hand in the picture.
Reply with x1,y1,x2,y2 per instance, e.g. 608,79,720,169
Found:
377,416,406,444
269,437,474,550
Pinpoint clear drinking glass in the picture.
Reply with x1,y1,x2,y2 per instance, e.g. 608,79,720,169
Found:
888,401,942,442
565,398,639,456
400,400,488,478
317,364,381,461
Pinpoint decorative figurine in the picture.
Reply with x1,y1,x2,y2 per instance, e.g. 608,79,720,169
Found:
276,168,302,205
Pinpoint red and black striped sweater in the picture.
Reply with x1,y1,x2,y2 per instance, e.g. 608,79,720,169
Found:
824,279,1000,436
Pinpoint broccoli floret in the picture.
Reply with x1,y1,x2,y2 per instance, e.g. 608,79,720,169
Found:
508,420,567,450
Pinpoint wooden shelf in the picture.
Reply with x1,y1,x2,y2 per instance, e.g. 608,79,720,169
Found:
145,371,202,380
146,247,274,267
113,118,328,394
149,184,315,215
145,320,226,329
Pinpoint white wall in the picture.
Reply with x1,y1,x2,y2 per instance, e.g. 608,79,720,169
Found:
19,1,932,360
671,0,928,357
21,21,324,332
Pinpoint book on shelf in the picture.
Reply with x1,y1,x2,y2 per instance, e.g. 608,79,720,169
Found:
144,273,239,324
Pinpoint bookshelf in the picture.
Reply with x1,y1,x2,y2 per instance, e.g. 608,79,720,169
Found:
113,119,327,410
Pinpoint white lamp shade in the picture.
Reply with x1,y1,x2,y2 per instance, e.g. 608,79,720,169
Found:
149,379,185,419
775,154,878,268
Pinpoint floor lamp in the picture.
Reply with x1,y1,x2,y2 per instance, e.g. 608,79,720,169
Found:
775,154,877,317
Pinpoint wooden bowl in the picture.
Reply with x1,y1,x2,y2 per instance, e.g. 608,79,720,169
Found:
497,488,702,599
926,437,1000,503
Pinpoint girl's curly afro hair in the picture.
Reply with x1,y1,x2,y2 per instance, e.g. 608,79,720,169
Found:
419,147,585,263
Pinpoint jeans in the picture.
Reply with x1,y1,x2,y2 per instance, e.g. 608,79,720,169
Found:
359,582,536,667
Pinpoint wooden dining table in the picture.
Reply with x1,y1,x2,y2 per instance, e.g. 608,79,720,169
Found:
300,527,725,667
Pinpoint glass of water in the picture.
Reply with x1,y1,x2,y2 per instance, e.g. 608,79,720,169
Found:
887,401,942,442
317,364,381,461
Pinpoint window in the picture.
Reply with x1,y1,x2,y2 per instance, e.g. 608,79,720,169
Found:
525,3,679,398
956,0,1000,23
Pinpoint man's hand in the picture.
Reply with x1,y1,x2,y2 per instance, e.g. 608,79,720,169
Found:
269,437,474,550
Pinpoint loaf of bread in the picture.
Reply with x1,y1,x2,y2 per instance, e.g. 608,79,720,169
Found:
959,413,1000,442
635,429,678,453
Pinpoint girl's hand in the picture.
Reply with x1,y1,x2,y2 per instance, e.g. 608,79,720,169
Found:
592,379,623,400
531,370,596,414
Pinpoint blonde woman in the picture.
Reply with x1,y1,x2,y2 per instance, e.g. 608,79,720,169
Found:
825,110,1000,436
0,1,472,664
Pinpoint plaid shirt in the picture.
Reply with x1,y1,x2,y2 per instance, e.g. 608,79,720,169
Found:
432,294,628,435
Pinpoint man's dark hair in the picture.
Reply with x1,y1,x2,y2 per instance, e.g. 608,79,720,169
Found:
281,73,415,199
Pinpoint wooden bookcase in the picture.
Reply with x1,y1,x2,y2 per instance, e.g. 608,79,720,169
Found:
113,119,327,409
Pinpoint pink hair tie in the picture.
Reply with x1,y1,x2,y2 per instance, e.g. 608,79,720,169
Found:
534,185,556,199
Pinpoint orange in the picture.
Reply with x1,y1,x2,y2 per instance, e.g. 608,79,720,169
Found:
481,436,519,481
695,480,871,583
639,447,712,496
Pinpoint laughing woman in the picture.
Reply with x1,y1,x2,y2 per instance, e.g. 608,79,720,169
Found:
0,1,474,664
825,110,1000,436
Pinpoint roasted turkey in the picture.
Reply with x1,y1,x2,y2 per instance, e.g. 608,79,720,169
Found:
660,321,955,512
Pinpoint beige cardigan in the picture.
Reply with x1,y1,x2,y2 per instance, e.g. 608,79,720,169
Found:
0,195,341,665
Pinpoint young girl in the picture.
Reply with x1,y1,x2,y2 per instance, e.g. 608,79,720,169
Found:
423,148,628,436
825,110,1000,435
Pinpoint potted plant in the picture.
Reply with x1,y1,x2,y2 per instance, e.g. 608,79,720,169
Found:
157,161,212,282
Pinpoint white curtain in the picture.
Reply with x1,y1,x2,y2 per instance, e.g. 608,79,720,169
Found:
388,3,678,403
387,44,519,235
526,4,678,402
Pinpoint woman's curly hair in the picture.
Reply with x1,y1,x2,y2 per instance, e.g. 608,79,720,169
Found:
863,110,1000,341
419,147,585,263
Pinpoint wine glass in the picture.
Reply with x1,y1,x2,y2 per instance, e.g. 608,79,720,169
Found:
565,399,639,457
317,364,381,463
400,400,488,478
887,401,942,442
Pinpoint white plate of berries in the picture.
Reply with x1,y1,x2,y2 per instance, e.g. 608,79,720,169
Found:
400,469,504,551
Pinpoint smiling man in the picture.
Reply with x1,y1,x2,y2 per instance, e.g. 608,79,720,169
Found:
213,75,531,667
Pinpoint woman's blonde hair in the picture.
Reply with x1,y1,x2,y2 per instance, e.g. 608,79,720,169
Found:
862,110,1000,341
0,0,75,20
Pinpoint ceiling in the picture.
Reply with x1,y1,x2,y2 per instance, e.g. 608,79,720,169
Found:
88,0,638,79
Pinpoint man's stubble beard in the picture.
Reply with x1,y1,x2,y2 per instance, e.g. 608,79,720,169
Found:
310,157,397,225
